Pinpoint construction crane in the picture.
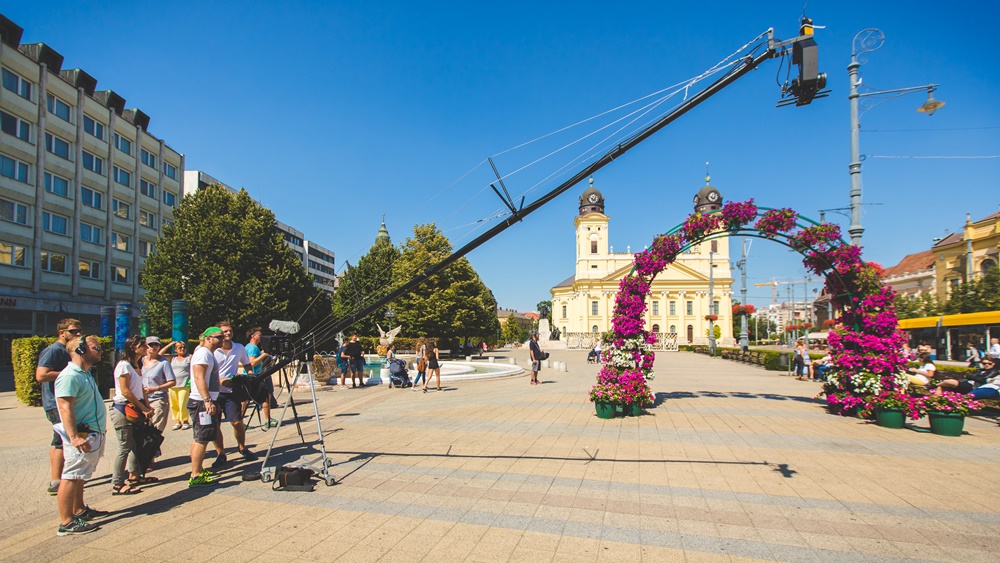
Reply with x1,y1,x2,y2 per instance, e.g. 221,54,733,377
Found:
754,278,813,306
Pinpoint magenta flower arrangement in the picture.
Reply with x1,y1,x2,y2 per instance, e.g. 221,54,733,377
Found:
592,198,908,420
917,392,983,417
862,391,922,420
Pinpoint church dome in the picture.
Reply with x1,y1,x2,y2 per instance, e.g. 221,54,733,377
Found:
693,174,722,213
374,217,391,245
578,178,604,215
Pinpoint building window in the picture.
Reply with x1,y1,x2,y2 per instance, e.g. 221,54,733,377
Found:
669,324,676,333
669,300,676,315
111,266,130,284
713,300,720,315
0,154,29,182
162,191,176,207
690,244,700,253
590,241,597,254
162,218,174,228
592,325,599,333
44,173,70,197
652,301,659,316
81,187,103,210
1,68,31,100
139,240,155,257
113,133,132,155
139,179,156,198
112,199,130,220
1,197,28,225
79,260,101,279
652,324,660,333
591,301,599,315
80,222,102,244
113,166,131,187
83,115,104,140
40,250,67,273
111,232,131,251
139,210,156,229
561,305,567,318
0,110,30,141
44,133,71,160
687,325,693,343
162,162,177,180
42,211,69,235
711,240,718,253
82,151,104,175
0,241,27,266
46,94,72,122
686,301,693,315
141,149,156,168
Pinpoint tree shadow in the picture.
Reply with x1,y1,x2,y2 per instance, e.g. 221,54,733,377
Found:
657,390,819,404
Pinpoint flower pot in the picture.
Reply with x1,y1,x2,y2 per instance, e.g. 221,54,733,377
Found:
623,403,642,417
615,404,626,417
875,408,905,429
928,411,965,437
595,402,616,420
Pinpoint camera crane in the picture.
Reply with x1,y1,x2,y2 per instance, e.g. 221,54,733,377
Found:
253,17,829,487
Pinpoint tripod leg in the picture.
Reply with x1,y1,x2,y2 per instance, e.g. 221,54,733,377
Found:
283,366,306,445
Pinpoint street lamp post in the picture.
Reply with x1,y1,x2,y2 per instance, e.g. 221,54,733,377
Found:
708,251,716,355
848,28,945,247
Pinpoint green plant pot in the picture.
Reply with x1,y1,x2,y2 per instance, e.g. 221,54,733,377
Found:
623,403,642,417
614,404,626,417
928,411,965,437
595,402,616,420
875,408,905,429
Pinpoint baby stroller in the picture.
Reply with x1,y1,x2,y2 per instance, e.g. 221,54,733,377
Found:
387,357,412,388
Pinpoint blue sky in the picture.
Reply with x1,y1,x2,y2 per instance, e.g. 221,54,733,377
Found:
9,1,998,313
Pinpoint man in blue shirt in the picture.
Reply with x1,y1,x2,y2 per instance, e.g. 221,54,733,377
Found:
245,327,276,428
35,318,81,495
54,335,109,535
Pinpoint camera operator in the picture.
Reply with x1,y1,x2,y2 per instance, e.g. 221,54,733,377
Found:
245,327,277,429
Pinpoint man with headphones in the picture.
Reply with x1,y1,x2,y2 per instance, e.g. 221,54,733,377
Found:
36,318,81,494
54,335,109,536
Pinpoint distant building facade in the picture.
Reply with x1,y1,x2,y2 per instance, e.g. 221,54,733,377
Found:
883,250,936,298
931,212,999,300
550,178,734,348
1,14,184,365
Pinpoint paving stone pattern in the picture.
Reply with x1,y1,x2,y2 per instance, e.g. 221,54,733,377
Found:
1,351,999,562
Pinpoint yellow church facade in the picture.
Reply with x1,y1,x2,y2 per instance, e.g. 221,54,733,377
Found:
550,180,735,349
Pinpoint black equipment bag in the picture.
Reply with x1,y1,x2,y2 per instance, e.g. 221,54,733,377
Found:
272,466,315,492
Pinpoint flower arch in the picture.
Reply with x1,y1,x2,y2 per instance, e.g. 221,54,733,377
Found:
593,199,908,415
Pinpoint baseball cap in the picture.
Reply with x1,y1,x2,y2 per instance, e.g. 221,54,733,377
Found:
146,336,161,345
201,326,223,339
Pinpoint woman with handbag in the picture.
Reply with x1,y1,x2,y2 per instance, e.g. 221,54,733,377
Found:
109,335,154,495
412,337,427,391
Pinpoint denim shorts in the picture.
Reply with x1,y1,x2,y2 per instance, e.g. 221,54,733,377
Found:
215,393,243,423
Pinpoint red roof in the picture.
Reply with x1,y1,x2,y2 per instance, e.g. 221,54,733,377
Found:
522,312,540,321
883,250,935,277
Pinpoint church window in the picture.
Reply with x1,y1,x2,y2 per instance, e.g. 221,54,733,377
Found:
652,301,659,316
591,301,599,315
669,301,676,315
591,241,597,254
592,325,599,333
691,244,700,253
713,301,720,315
561,305,567,318
652,324,660,333
686,301,693,315
711,240,718,252
669,324,676,333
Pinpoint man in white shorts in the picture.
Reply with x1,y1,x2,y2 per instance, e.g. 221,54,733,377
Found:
54,335,109,535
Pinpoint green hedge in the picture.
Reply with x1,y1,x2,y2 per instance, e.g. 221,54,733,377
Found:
12,336,114,407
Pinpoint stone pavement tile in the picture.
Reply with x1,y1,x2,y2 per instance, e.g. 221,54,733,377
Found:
595,539,641,561
516,530,561,552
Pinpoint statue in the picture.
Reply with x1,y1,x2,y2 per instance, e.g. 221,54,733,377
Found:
377,324,402,347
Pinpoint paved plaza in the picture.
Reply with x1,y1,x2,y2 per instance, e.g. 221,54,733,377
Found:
2,350,999,562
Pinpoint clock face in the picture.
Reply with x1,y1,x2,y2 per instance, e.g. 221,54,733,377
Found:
708,191,719,202
588,194,599,204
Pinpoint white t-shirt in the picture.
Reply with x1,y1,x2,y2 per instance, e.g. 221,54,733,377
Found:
912,363,935,385
190,346,220,401
112,361,144,405
214,342,250,394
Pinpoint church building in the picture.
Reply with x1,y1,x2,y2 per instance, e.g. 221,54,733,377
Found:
550,178,735,348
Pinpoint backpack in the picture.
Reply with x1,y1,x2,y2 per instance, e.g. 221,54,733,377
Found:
272,466,315,492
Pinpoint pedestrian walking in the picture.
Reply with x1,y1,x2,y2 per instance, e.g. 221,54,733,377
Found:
529,332,542,385
161,340,192,430
343,335,365,388
423,340,441,392
989,337,1000,360
110,335,154,495
412,337,427,391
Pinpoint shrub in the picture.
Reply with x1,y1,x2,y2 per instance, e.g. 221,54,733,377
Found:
13,336,114,407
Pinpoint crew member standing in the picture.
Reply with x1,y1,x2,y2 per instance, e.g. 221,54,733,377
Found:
36,318,82,495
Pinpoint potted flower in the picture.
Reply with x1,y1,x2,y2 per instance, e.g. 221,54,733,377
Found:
917,392,983,436
589,383,620,419
801,322,814,330
704,314,719,322
823,319,837,328
862,391,919,429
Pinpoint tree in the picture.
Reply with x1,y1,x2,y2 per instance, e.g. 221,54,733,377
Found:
390,224,500,348
331,238,400,337
894,292,942,319
141,184,330,338
501,316,521,345
943,266,1000,314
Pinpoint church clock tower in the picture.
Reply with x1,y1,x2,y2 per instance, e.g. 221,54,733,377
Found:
574,178,609,280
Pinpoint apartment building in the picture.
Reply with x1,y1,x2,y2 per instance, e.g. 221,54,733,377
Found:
182,170,337,296
1,14,183,359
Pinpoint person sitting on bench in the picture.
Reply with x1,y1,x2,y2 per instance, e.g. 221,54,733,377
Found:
587,343,599,363
906,352,935,392
933,358,997,395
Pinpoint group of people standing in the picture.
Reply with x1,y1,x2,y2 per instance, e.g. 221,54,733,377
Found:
37,318,276,536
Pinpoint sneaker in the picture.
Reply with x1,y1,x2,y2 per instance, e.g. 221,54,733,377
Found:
47,482,60,495
268,418,279,427
200,468,216,478
188,474,217,488
239,449,257,462
75,506,110,522
211,454,228,469
57,518,100,536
